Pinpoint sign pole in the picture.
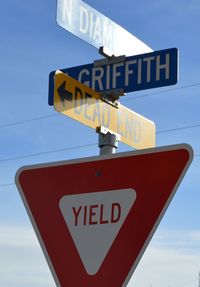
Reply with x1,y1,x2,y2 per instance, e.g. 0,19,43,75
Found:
97,127,120,155
96,47,123,155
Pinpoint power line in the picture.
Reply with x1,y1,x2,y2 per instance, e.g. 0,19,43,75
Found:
1,153,200,189
157,123,200,134
0,114,59,129
0,83,200,186
0,183,14,187
1,115,200,140
0,143,96,163
122,82,200,102
0,122,200,164
0,82,200,130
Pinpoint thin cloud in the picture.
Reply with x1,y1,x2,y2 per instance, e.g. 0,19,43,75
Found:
152,229,200,253
0,226,55,287
129,229,200,287
0,226,38,248
0,226,199,287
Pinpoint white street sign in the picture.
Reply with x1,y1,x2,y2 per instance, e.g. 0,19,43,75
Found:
57,0,153,56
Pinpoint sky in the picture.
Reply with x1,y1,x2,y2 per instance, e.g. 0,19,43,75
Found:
0,0,200,286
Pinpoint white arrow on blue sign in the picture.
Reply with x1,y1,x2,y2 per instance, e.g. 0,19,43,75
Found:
56,0,152,57
49,48,178,106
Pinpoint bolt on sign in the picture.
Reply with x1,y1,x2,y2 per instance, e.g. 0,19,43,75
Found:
54,72,156,149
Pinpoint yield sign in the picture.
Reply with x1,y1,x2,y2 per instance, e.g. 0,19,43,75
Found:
15,144,193,287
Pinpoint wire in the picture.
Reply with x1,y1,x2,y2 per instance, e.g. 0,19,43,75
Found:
0,80,200,188
0,82,200,130
0,114,59,129
0,122,199,164
157,123,200,134
0,183,14,187
0,143,96,163
122,82,200,102
1,153,200,189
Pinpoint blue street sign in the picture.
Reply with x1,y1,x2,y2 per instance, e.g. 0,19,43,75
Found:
49,48,178,106
57,0,152,57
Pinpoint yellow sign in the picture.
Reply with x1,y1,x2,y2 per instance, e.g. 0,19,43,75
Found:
54,72,156,149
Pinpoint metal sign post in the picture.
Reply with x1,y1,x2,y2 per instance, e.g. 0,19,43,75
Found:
97,126,120,155
96,48,124,155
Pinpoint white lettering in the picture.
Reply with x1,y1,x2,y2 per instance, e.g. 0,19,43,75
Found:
137,58,142,84
80,6,89,34
62,0,73,25
125,115,133,140
78,69,90,87
84,93,92,121
102,103,110,128
125,60,136,86
92,101,101,125
89,11,94,37
134,119,141,143
143,56,155,82
74,87,83,115
117,110,124,136
93,16,102,43
156,54,170,81
106,65,111,90
78,6,114,51
92,67,104,90
112,62,124,89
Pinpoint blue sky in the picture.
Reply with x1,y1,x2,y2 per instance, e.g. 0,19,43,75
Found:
0,0,200,286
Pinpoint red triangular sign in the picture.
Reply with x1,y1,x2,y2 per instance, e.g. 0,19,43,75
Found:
15,144,193,287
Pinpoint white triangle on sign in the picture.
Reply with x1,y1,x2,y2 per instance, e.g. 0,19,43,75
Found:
59,189,136,275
